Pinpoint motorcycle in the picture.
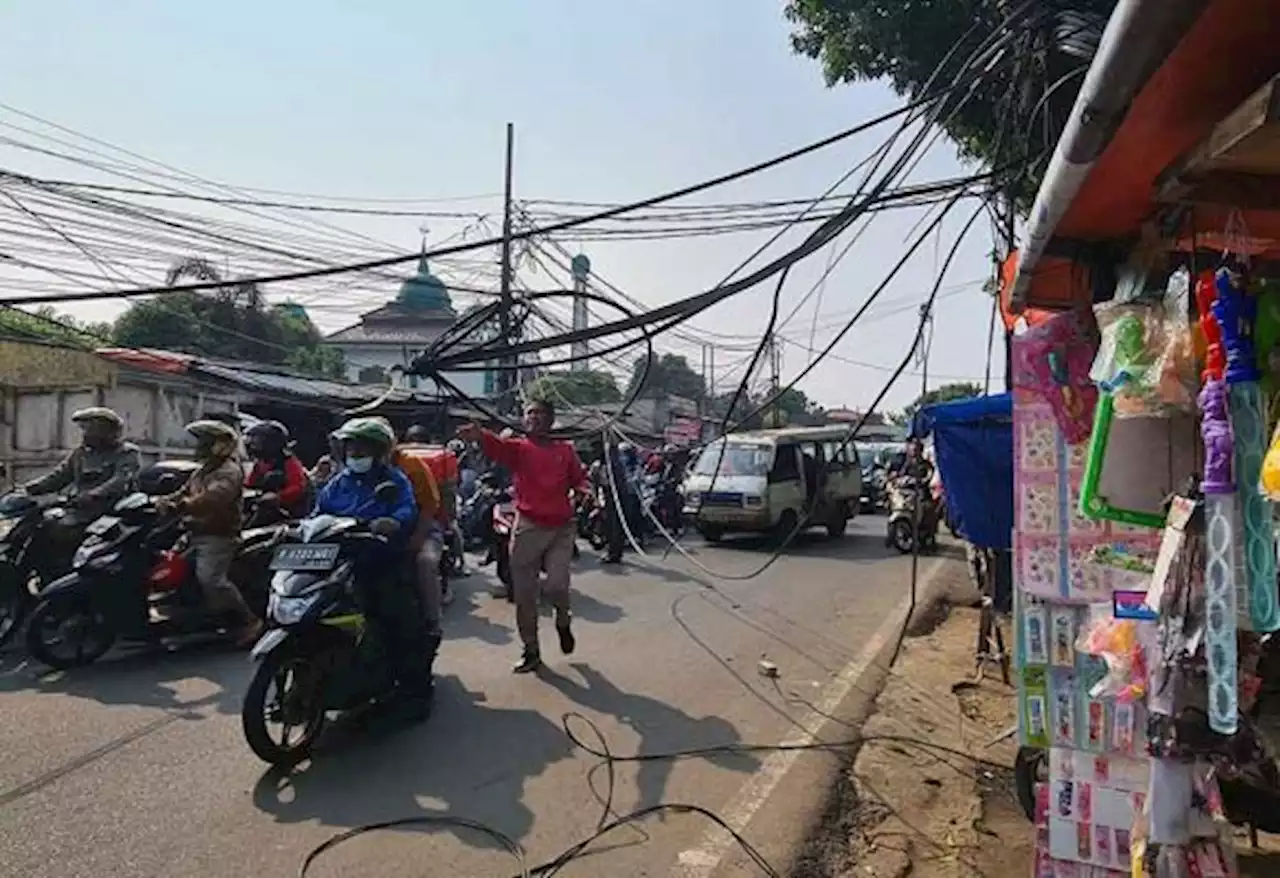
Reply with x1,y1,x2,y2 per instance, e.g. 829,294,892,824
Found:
577,489,608,551
491,489,516,600
884,476,939,555
860,464,888,513
0,492,74,648
23,491,278,669
241,500,410,766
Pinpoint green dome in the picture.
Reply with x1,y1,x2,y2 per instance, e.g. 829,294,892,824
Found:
398,256,454,313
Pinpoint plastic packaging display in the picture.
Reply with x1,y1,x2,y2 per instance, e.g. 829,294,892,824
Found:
1261,418,1280,500
1090,302,1196,418
1077,611,1149,703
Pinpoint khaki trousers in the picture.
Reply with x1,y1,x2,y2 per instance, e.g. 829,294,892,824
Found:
509,515,575,648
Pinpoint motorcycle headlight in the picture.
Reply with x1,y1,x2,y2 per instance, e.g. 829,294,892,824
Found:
268,592,321,626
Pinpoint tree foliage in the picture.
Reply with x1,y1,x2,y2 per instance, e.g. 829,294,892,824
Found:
525,369,622,408
902,381,984,425
111,257,345,378
626,353,706,401
784,1,1115,206
0,305,112,349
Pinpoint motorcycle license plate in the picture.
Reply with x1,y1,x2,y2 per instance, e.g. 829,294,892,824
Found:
86,515,120,536
269,543,339,572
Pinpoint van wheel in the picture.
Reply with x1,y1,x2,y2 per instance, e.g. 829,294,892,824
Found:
773,509,800,546
826,513,848,538
699,525,724,544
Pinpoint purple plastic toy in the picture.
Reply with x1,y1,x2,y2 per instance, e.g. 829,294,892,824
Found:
1213,266,1262,384
1198,378,1234,494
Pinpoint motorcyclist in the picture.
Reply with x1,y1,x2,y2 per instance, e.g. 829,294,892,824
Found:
157,420,263,647
308,431,344,488
893,438,934,483
244,420,311,521
384,420,451,609
316,417,433,719
23,407,142,553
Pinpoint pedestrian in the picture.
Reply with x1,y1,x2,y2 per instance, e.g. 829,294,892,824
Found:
457,399,589,673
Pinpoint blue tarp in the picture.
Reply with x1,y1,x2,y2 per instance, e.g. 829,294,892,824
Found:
912,393,1013,550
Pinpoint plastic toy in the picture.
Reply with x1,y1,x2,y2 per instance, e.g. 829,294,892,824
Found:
1214,265,1261,383
1011,309,1099,444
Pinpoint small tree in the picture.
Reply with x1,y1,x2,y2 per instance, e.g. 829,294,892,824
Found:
525,370,622,407
626,353,706,402
901,381,984,426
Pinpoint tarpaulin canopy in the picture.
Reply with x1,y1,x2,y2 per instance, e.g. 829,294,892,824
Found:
913,393,1013,551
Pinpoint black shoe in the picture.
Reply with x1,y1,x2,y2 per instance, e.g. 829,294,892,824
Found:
513,648,542,674
601,556,622,565
392,690,434,723
557,622,576,656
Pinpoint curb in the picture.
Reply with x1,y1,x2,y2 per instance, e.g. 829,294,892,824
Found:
670,552,970,878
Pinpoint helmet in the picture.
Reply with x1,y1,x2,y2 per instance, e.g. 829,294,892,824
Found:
404,424,431,444
334,417,396,451
245,420,289,456
185,420,239,442
71,407,123,429
446,439,464,454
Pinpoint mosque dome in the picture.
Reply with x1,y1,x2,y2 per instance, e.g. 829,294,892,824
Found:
397,255,455,314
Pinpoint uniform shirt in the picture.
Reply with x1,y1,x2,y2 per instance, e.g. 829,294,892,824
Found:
26,442,141,506
171,457,243,537
479,430,587,528
391,448,441,525
315,463,418,537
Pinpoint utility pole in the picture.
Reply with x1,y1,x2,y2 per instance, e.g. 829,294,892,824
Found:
768,333,782,426
570,253,591,372
497,122,516,410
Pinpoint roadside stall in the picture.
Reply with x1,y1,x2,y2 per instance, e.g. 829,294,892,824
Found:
1003,1,1280,875
914,392,1014,679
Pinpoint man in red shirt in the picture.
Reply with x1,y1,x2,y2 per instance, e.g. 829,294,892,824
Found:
459,398,588,673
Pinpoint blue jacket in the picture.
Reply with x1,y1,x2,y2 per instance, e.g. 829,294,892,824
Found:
315,463,418,539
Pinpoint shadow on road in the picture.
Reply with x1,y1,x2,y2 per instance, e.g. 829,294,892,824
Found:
0,637,247,716
251,675,574,856
543,662,759,817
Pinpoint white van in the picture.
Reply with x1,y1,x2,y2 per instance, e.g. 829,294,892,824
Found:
683,427,862,543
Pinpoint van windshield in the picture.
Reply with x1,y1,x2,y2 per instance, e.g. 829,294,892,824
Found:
691,441,772,477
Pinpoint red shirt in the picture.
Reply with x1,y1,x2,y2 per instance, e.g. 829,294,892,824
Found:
479,430,587,528
247,455,309,516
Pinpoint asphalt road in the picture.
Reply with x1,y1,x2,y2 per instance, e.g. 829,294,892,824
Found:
0,514,921,878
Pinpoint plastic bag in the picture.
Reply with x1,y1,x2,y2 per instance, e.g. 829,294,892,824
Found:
1260,417,1280,500
1076,610,1148,702
1091,298,1196,417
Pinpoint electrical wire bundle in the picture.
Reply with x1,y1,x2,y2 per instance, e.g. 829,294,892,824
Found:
0,6,1084,874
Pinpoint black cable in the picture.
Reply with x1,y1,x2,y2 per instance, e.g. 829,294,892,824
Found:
0,69,1002,308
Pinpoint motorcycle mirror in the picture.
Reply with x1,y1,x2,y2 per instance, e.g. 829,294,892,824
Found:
374,481,400,503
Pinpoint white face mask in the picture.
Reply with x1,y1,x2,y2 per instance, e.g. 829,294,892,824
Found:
345,455,374,475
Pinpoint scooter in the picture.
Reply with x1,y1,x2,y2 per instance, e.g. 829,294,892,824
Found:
0,492,73,648
241,502,422,767
23,492,277,669
491,489,516,601
884,476,939,555
860,464,888,513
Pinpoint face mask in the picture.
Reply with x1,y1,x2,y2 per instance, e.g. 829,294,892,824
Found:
346,455,374,475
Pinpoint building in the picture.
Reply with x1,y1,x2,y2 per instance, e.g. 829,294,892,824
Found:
321,254,494,399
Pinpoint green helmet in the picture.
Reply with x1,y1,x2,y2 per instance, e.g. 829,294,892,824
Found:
185,419,239,442
334,417,396,451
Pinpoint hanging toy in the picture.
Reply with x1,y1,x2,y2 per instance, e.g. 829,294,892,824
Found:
1011,309,1099,444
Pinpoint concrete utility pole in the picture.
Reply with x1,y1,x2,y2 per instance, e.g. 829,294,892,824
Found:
497,122,516,410
570,253,591,372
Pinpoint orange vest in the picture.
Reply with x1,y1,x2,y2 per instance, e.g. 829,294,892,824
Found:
398,445,458,523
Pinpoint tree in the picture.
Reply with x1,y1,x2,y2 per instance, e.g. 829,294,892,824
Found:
901,381,983,426
525,370,622,408
0,305,112,348
625,353,706,402
112,257,345,379
784,1,1115,207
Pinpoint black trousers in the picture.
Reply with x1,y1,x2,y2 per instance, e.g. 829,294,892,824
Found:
357,553,436,699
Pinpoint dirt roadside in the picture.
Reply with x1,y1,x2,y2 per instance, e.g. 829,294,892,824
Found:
792,584,1031,878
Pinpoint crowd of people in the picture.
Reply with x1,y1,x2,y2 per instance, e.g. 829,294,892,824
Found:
17,398,693,718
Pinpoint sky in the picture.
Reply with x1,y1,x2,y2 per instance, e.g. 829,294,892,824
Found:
0,0,1007,413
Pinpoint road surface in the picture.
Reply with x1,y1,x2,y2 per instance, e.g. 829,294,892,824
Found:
0,516,926,877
